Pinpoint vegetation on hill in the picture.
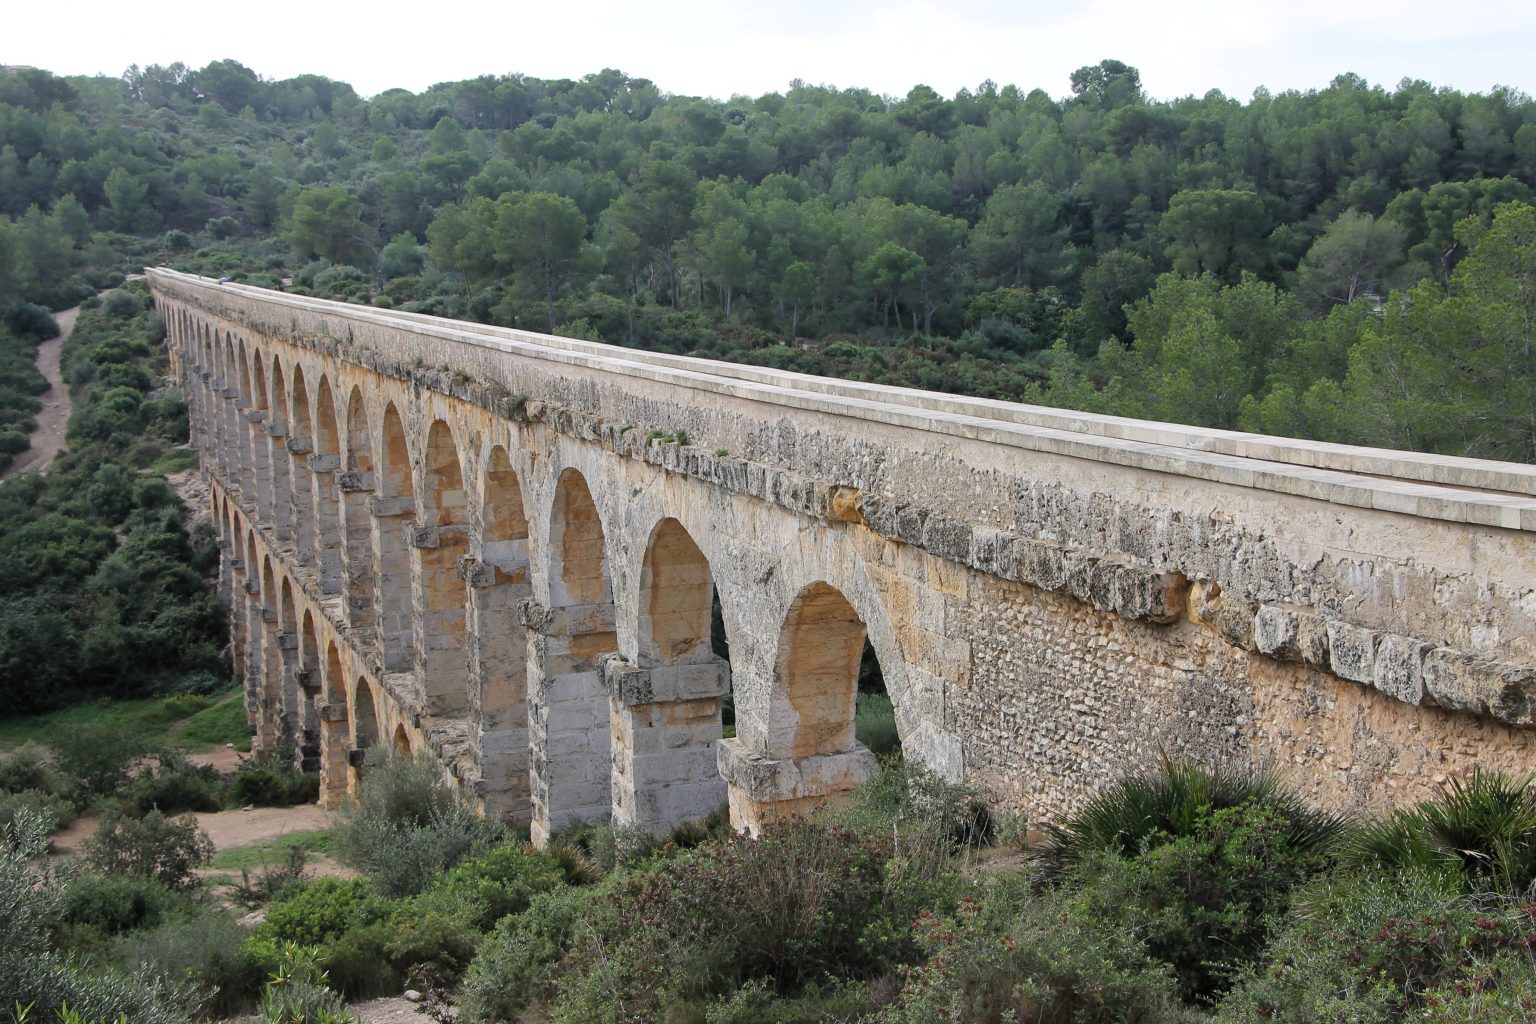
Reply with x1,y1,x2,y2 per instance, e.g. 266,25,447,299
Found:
2,60,1535,461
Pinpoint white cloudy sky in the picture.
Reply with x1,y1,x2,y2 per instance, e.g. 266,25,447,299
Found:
11,0,1536,102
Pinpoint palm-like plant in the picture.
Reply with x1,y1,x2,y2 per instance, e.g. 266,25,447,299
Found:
1036,757,1351,879
1345,769,1536,895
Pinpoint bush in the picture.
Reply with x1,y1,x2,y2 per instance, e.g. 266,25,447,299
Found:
50,722,150,798
111,908,268,1019
878,878,1198,1024
1,301,60,342
1344,769,1536,896
101,289,144,320
82,809,214,890
61,872,182,936
1213,869,1536,1022
458,886,594,1024
332,752,503,897
230,749,319,807
259,943,357,1024
127,752,225,814
0,787,75,833
1037,758,1349,880
1070,801,1336,1003
260,877,386,947
435,842,569,928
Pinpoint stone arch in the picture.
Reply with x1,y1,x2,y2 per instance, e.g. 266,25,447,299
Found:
352,675,381,789
235,338,258,506
341,387,376,629
267,355,293,541
288,365,317,566
530,467,616,844
298,608,322,772
375,403,417,672
470,444,532,824
311,377,344,594
416,419,471,717
320,642,349,807
609,517,730,835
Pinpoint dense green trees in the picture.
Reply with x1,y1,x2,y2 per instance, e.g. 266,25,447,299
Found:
3,59,1535,460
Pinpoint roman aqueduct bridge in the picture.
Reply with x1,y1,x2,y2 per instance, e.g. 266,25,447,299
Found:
149,268,1536,839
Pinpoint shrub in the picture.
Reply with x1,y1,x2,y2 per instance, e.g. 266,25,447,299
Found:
0,780,75,833
50,722,150,798
332,752,503,897
878,879,1198,1024
1070,801,1336,1003
111,907,268,1019
61,873,182,936
1344,769,1536,896
260,877,386,947
855,690,901,755
82,808,214,891
259,943,357,1024
127,752,225,814
1,301,60,342
101,290,144,320
1037,758,1349,879
1213,869,1536,1022
230,749,319,807
458,886,594,1024
435,842,568,928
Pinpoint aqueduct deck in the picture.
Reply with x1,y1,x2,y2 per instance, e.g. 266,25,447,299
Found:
150,268,1536,838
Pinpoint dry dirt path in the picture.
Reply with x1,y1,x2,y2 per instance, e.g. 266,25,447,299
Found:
2,303,78,480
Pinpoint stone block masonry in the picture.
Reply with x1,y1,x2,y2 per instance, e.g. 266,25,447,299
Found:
151,268,1536,838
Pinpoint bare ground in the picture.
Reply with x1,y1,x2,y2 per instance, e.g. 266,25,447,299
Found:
2,304,78,480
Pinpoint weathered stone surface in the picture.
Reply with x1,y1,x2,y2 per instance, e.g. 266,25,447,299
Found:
1373,634,1429,706
1328,621,1378,684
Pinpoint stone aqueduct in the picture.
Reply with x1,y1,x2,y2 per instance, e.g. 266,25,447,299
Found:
149,268,1536,839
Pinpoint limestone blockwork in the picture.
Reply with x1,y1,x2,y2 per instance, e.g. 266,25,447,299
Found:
153,269,1536,838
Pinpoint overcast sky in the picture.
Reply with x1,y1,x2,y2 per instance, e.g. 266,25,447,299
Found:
10,0,1536,103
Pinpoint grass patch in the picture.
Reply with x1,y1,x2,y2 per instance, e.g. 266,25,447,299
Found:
176,688,252,751
0,686,246,755
855,691,899,755
208,829,333,870
150,446,200,474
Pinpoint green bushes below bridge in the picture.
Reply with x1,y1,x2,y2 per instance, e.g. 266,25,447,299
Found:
8,751,1535,1024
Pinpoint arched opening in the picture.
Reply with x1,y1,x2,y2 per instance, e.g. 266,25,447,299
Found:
341,387,376,629
614,518,730,835
299,609,322,772
416,420,471,717
393,723,412,755
776,582,866,758
352,675,381,789
236,339,257,504
530,468,615,844
312,377,344,594
288,366,316,566
375,403,416,672
257,556,280,752
472,445,532,824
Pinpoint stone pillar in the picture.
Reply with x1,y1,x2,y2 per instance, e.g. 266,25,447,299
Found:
411,522,472,718
338,471,376,630
524,599,615,847
309,453,344,594
276,629,301,753
317,700,351,809
287,434,316,567
370,495,416,673
254,588,281,753
716,738,877,835
604,655,729,836
246,408,272,521
267,418,292,543
463,556,531,826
